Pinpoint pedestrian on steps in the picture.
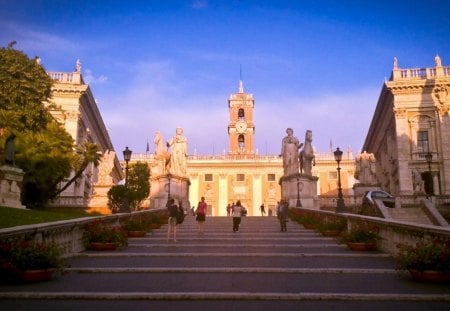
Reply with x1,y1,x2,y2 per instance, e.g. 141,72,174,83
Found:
277,200,288,232
167,198,178,242
196,196,207,234
232,200,243,232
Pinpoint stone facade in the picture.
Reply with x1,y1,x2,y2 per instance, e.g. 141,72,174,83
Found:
46,62,123,211
363,56,450,197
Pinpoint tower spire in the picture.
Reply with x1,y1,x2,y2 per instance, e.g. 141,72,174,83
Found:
239,64,244,93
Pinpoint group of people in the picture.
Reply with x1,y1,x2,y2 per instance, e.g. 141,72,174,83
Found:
167,197,290,241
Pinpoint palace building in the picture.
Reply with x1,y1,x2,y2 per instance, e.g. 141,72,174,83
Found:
46,61,355,214
46,61,123,210
363,56,450,198
133,80,356,216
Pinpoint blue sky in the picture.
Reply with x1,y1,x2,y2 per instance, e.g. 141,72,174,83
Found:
1,0,449,158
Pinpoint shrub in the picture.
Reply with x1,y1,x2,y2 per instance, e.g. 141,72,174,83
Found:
396,240,450,272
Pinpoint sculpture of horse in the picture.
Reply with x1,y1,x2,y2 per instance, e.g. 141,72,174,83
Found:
154,131,171,173
299,130,315,175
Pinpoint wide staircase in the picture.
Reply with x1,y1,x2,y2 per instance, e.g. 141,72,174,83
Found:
1,215,449,310
389,207,434,225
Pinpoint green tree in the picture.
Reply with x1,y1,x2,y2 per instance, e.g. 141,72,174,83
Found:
0,42,53,133
107,185,129,214
0,43,102,208
127,162,150,211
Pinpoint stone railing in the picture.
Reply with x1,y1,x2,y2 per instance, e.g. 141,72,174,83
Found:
391,66,450,81
0,209,164,257
48,71,83,84
292,208,450,256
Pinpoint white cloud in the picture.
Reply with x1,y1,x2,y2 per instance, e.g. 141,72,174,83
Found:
192,0,208,9
83,69,108,84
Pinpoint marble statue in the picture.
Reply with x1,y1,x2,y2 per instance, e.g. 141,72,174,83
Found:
299,130,315,175
154,131,171,173
4,134,16,166
167,127,188,177
96,150,115,185
355,151,377,185
412,169,424,193
280,128,302,176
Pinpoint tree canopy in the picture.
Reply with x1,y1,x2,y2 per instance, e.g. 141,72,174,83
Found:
0,43,101,208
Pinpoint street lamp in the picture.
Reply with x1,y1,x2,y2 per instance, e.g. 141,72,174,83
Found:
166,173,172,205
122,146,132,213
333,147,345,213
123,147,132,187
296,177,302,207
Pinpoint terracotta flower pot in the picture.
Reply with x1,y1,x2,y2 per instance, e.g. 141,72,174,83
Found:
127,230,147,238
302,223,317,229
18,269,55,282
89,242,118,251
321,230,341,237
347,242,377,251
409,270,450,283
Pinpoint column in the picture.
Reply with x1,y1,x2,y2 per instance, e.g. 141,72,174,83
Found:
252,174,262,216
218,174,228,216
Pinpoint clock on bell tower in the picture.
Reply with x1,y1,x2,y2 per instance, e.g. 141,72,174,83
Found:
228,80,255,155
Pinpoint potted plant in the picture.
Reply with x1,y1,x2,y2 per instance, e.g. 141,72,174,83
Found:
122,218,150,237
339,227,379,251
147,211,169,229
318,220,346,237
298,214,321,229
0,240,65,282
84,220,128,250
395,240,450,283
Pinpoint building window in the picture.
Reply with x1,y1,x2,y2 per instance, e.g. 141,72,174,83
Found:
417,131,429,153
267,174,276,181
236,174,245,181
204,174,213,181
329,171,337,179
238,108,245,120
238,134,245,150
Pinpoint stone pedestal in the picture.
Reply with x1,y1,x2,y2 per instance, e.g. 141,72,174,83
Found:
0,165,26,209
279,173,319,209
88,185,113,214
150,174,190,209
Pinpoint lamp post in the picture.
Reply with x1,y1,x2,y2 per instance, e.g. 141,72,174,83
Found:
122,146,132,212
166,173,172,205
425,152,433,196
296,177,302,207
333,147,345,213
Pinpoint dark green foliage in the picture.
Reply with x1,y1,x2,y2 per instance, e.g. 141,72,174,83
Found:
0,42,53,133
107,185,129,213
0,43,102,208
127,162,150,210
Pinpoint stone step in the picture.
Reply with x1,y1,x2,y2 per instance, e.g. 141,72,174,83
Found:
2,215,449,308
389,208,434,225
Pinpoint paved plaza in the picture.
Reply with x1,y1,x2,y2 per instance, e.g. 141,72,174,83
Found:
1,215,449,310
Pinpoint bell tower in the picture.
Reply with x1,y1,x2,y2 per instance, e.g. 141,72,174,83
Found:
228,79,255,155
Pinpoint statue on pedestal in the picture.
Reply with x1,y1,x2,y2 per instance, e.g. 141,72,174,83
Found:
280,128,302,176
154,131,171,174
355,151,377,185
412,169,424,193
167,127,188,177
96,150,115,185
299,130,315,175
